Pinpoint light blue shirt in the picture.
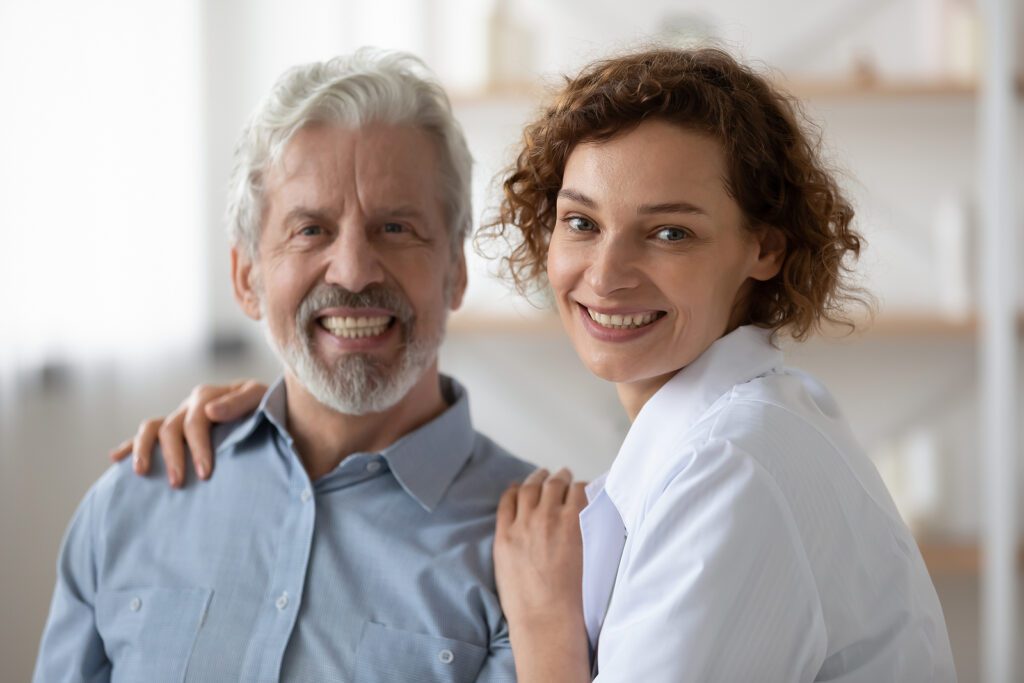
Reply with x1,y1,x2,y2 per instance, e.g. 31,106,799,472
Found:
35,376,533,683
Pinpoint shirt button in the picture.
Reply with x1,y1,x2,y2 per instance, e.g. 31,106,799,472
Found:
366,461,381,473
300,488,312,503
275,592,289,610
438,649,454,664
129,597,142,612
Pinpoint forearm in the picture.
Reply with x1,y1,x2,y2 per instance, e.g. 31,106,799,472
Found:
508,618,591,683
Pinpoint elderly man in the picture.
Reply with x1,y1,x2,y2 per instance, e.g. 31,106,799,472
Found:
35,50,532,682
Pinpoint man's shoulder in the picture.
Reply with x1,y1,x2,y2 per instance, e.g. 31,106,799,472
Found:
466,431,535,481
439,432,534,510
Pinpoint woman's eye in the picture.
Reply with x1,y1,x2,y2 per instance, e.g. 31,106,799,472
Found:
566,216,596,232
656,227,689,242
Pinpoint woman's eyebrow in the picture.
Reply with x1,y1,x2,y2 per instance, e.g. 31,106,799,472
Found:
557,188,597,208
637,201,708,216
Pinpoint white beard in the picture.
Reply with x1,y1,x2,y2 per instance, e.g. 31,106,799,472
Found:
261,281,447,416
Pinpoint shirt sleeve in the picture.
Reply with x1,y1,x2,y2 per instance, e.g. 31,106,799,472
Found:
33,485,111,683
594,439,827,682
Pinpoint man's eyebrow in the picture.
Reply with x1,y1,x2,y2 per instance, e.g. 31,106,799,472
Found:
638,201,708,216
283,206,332,223
557,188,597,209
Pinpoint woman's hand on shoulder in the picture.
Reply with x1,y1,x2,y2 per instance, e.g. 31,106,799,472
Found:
108,379,267,488
494,467,591,683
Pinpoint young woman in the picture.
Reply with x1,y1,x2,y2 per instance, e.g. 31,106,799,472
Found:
114,48,954,681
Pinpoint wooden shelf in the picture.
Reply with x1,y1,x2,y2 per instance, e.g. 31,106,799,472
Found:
781,77,1024,100
448,75,1024,106
919,540,1024,578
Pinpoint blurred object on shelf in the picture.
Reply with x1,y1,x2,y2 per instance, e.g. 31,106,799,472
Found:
941,0,980,80
428,0,495,95
487,0,536,93
932,192,976,319
916,0,980,80
657,11,717,50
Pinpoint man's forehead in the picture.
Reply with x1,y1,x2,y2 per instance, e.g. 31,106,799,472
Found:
268,123,441,205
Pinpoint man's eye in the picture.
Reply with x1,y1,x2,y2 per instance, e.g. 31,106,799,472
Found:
382,222,406,234
566,216,596,232
656,227,689,242
299,225,323,237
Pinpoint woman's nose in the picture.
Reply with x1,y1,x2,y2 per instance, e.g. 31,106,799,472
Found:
584,235,641,297
324,227,385,292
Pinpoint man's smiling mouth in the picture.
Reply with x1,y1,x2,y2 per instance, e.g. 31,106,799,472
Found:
318,315,395,338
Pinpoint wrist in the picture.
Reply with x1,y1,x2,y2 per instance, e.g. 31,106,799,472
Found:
508,617,591,683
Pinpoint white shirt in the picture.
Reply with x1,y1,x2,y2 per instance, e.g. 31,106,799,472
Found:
580,326,955,682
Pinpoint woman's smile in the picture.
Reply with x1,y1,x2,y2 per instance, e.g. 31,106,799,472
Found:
576,302,667,342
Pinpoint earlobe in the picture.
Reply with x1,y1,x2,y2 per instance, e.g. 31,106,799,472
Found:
750,226,786,282
230,247,262,320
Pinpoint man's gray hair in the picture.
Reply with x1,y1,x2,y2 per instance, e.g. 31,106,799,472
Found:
226,48,473,258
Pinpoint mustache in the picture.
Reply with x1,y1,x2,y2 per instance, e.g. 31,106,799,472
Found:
296,283,414,326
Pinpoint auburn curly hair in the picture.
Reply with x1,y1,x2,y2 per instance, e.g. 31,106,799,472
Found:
480,47,867,340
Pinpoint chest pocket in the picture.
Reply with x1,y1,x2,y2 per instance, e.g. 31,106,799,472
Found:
354,621,488,683
96,586,212,683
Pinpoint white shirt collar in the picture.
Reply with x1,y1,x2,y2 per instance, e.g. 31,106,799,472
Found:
603,325,783,533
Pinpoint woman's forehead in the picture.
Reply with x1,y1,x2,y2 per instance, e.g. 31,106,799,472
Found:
560,122,730,210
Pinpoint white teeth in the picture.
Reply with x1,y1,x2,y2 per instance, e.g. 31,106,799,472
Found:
320,315,392,339
587,309,660,329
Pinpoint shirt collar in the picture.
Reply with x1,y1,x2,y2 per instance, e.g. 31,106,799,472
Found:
215,375,476,512
215,378,290,455
379,375,476,512
604,325,783,532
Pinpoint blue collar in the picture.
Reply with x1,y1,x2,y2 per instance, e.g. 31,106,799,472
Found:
216,375,477,512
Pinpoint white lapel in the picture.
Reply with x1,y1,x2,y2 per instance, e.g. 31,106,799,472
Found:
580,475,627,652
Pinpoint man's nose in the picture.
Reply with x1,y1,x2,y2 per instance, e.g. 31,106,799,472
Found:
584,234,642,297
324,227,385,292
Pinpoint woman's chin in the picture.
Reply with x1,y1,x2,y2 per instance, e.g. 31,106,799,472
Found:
580,357,646,385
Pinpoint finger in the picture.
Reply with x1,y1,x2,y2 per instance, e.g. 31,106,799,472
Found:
496,484,519,533
207,380,266,422
517,468,548,511
109,439,132,462
522,467,549,486
157,410,188,488
183,397,214,480
132,419,163,476
567,481,590,513
540,467,572,506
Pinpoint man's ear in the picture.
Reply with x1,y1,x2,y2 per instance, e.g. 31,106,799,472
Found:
231,246,262,320
447,247,469,311
749,225,786,282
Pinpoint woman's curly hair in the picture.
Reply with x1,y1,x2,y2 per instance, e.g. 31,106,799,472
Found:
479,47,868,340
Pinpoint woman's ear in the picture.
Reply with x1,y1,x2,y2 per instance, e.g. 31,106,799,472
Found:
750,225,786,282
231,247,262,320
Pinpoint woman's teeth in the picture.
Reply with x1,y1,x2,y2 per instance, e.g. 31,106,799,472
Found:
587,309,660,329
319,315,392,338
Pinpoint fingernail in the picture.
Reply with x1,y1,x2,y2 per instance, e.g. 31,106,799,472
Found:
197,462,208,479
169,468,181,487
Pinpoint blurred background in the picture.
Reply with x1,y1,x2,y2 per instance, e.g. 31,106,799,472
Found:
0,0,1021,681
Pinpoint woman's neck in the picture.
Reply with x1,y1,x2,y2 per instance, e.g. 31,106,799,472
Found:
615,369,679,422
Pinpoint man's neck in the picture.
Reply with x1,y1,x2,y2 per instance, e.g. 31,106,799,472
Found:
282,365,448,480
